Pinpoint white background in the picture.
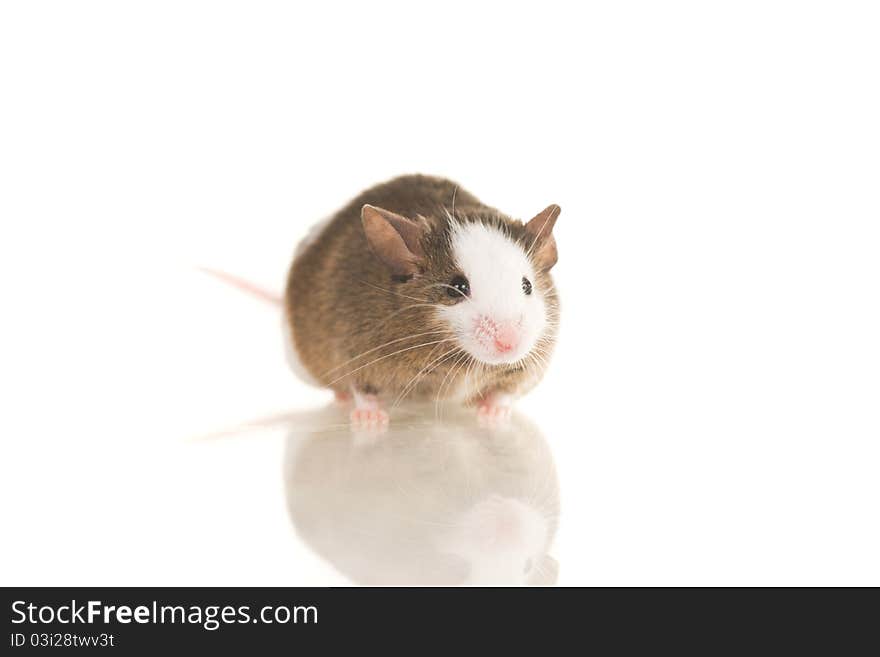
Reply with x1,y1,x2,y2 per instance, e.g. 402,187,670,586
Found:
1,1,878,585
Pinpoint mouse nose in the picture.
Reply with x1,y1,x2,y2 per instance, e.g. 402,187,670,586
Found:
493,324,519,354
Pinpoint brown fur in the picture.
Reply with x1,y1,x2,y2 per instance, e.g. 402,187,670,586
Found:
284,174,559,404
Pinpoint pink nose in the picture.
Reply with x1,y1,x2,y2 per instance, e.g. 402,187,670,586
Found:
493,324,519,354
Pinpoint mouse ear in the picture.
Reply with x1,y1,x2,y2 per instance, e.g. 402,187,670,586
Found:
361,204,425,279
524,204,561,271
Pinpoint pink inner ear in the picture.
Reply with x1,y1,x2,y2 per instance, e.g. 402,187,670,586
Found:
381,212,425,258
524,204,560,243
524,205,560,270
531,235,558,270
362,205,424,277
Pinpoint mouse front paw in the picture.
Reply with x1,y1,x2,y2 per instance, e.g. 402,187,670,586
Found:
349,407,389,430
349,389,389,433
476,393,513,427
333,389,353,404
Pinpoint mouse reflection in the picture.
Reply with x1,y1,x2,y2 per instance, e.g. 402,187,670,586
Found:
283,404,560,586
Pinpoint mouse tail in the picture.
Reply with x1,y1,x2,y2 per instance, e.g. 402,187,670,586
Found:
197,266,283,306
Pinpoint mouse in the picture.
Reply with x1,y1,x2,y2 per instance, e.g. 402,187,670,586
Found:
284,174,561,430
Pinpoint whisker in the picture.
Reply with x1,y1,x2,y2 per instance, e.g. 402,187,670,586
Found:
391,347,461,410
435,351,470,420
355,278,427,303
321,328,453,376
444,352,476,420
327,338,455,387
457,353,476,396
372,303,440,330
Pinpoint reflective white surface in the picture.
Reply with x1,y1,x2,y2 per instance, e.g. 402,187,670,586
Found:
284,405,559,585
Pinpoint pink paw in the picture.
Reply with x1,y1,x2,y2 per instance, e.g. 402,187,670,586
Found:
333,389,353,404
349,407,389,431
477,396,512,427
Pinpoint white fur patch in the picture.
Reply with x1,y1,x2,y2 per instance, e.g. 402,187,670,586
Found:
437,221,547,365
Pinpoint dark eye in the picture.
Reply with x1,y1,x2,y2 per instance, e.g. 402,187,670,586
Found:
448,275,470,299
522,277,532,295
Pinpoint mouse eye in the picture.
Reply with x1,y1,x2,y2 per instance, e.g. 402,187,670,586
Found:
522,277,532,296
448,275,470,299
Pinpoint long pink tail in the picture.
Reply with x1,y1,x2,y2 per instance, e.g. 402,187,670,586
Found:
197,267,283,306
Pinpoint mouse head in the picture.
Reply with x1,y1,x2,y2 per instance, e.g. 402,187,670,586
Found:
362,203,560,366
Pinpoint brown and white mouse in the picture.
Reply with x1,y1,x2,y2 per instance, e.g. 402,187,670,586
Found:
283,174,561,430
